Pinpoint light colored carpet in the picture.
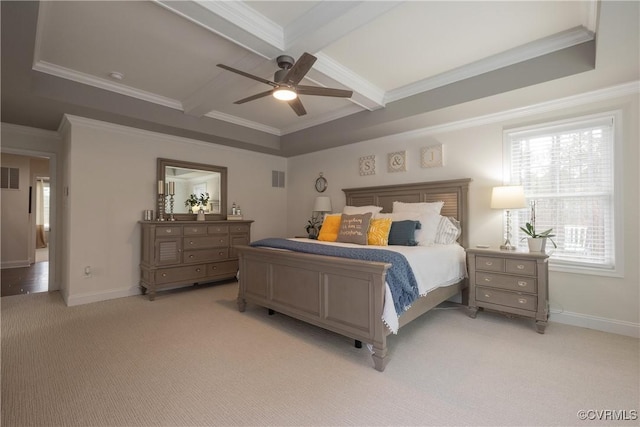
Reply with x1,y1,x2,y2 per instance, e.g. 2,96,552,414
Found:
1,281,638,426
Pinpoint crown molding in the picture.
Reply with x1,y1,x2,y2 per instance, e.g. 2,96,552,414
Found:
204,111,282,136
387,26,595,103
387,81,639,142
33,61,183,111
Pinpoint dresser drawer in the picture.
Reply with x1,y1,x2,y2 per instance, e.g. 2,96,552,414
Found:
476,286,537,311
208,225,229,234
475,256,504,272
184,225,208,236
475,273,537,293
208,260,238,276
505,258,536,276
155,226,182,237
184,248,229,263
155,265,206,284
229,224,250,234
184,236,229,249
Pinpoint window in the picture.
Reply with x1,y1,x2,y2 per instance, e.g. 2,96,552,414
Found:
505,112,621,275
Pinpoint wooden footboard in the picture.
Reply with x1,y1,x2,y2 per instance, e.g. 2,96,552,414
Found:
236,245,392,371
237,245,466,371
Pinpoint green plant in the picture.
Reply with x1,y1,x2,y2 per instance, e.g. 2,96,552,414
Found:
520,201,557,248
198,192,210,208
185,194,199,208
305,216,322,236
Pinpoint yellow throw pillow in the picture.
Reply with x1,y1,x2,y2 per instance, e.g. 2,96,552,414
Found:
317,214,342,242
368,218,392,246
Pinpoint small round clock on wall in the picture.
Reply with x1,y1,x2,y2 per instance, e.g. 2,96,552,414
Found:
315,173,327,192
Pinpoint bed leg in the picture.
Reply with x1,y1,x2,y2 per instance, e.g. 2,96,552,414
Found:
371,345,388,372
268,308,275,315
237,296,246,312
354,340,362,348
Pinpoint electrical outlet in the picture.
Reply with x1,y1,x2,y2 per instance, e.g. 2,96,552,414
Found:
83,266,92,278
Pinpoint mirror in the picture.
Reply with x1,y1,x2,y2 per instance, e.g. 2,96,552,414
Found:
157,158,227,221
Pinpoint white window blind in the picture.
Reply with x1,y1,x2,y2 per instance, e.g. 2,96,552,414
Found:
506,114,616,271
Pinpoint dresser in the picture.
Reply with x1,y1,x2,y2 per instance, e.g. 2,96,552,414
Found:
139,220,252,300
466,248,549,333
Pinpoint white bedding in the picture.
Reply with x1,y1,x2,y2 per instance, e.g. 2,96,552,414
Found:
288,238,467,333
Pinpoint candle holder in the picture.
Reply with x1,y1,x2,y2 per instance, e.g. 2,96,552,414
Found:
168,195,175,221
157,194,166,221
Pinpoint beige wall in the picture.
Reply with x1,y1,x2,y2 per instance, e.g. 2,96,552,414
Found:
58,116,287,305
286,88,639,337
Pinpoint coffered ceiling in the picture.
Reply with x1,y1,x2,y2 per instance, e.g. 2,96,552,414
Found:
1,1,598,156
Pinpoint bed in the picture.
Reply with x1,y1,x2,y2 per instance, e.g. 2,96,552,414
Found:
236,178,471,371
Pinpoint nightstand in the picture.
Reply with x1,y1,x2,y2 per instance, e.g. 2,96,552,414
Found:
467,248,549,333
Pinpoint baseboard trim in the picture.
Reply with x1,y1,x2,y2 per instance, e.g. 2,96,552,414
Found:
65,286,141,307
1,260,30,269
550,311,639,338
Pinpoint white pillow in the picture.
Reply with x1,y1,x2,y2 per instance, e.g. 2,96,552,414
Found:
392,201,444,215
414,211,441,246
434,216,461,245
343,205,383,215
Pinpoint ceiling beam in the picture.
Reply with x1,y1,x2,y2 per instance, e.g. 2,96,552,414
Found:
158,0,395,118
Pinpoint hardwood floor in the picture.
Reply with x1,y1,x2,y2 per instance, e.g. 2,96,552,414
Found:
1,262,49,297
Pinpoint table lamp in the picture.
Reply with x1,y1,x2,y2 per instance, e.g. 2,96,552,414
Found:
491,185,526,250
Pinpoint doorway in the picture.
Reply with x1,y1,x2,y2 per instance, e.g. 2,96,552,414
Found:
1,154,51,296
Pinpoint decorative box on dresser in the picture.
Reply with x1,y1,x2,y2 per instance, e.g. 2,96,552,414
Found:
140,220,252,300
466,248,549,333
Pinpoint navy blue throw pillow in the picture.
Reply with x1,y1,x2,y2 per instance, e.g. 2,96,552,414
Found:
388,220,421,246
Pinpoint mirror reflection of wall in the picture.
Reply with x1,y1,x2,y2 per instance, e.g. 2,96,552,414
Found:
165,166,221,214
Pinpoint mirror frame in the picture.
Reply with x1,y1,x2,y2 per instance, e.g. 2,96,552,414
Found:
157,158,227,221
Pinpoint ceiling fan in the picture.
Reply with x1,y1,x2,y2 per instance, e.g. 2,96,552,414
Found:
217,52,353,116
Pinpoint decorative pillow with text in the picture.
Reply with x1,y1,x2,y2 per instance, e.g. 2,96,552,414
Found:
336,213,372,245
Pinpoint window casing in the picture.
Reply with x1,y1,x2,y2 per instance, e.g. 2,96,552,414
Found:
504,111,622,276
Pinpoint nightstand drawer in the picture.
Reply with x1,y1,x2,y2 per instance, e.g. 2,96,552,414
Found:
476,286,537,311
505,259,536,276
475,273,537,293
476,256,505,272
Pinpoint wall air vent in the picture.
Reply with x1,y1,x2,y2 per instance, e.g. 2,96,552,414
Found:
0,167,19,189
272,171,285,188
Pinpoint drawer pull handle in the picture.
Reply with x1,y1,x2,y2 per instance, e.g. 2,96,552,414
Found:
189,241,194,245
517,264,525,270
189,255,194,259
518,281,527,287
518,298,527,304
161,273,167,277
196,268,201,272
165,229,172,234
219,252,224,256
483,277,491,282
485,261,493,266
213,266,217,270
220,239,224,243
484,293,491,298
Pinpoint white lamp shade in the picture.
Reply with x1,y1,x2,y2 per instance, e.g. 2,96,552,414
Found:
491,186,527,209
313,196,332,212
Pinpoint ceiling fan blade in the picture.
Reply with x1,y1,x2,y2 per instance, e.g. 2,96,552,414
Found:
296,85,353,98
234,90,274,104
288,97,307,116
217,64,277,87
284,52,317,85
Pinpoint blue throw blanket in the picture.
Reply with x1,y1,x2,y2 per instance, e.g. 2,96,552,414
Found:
250,238,419,316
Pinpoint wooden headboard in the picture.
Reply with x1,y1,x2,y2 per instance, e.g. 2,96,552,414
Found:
342,178,471,248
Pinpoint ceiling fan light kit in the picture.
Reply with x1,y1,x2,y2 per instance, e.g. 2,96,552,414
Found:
217,52,353,116
273,87,297,101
